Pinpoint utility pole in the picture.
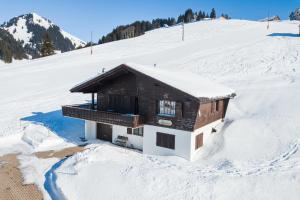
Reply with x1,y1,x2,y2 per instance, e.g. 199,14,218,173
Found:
182,22,185,41
90,31,93,55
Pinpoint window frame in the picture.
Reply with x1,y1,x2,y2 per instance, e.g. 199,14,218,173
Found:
133,127,143,136
127,127,143,137
158,100,176,117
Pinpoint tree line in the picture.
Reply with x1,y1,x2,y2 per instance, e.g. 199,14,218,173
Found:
15,7,230,61
98,8,230,44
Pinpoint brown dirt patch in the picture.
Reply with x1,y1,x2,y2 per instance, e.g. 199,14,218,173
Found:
0,145,86,200
35,146,85,159
0,154,43,200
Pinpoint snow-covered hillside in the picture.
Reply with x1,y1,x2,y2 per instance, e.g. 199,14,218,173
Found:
0,19,300,200
1,12,86,58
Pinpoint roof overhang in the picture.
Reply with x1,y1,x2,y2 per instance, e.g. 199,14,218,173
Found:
70,64,130,93
70,63,236,101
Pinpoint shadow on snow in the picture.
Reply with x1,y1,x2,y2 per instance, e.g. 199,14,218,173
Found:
267,33,300,37
21,110,84,144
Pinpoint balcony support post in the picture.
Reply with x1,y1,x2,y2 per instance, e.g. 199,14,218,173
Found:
91,93,95,110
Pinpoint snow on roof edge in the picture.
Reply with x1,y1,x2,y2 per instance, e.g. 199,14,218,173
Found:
124,63,236,99
71,63,236,99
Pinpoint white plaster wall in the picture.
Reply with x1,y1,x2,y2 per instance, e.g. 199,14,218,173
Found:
143,125,192,160
112,125,143,150
85,120,96,140
190,119,222,161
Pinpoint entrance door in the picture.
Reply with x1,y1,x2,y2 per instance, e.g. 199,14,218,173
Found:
97,123,112,142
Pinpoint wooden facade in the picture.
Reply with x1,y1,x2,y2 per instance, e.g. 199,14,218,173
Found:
194,98,229,130
63,64,232,132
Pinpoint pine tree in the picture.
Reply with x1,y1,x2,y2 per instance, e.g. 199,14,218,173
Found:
41,32,54,57
184,9,194,23
196,10,205,21
177,14,184,23
0,44,12,63
210,8,216,19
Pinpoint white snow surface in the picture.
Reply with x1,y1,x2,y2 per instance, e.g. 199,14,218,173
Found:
60,29,86,48
31,12,53,29
18,154,59,200
4,16,33,45
0,19,300,199
21,123,69,152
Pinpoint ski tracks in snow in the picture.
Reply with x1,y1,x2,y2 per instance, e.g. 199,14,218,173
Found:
146,139,300,179
144,139,300,199
198,138,300,178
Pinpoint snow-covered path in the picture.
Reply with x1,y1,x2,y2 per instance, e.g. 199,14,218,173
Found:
44,158,67,200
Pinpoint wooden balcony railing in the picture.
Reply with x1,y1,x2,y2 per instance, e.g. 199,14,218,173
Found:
62,104,144,128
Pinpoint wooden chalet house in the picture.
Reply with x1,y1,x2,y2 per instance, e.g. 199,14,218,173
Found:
62,63,235,160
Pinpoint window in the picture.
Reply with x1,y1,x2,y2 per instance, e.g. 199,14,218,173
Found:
127,127,143,136
195,133,203,150
216,100,220,112
156,132,175,149
159,100,176,116
211,101,214,113
133,127,143,136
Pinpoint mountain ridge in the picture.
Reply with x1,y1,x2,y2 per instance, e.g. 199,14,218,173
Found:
0,12,86,61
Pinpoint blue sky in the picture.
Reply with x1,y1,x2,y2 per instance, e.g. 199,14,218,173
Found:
0,0,298,42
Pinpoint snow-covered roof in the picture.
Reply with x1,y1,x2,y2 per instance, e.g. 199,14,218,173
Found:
125,63,235,99
71,63,236,99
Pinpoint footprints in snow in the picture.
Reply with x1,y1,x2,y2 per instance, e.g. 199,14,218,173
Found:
146,139,300,178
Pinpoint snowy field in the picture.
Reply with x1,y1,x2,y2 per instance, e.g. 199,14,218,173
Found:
0,19,300,199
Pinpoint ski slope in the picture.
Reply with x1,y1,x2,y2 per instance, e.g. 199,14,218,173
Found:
0,19,300,199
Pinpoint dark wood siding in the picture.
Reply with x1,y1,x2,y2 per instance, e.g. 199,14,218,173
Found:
156,132,175,149
135,75,198,131
194,98,229,130
97,72,137,113
70,65,231,132
95,70,199,131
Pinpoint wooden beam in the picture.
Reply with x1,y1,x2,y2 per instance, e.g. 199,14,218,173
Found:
91,93,95,109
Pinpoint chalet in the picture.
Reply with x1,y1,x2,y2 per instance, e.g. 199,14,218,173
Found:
62,63,235,160
260,15,281,22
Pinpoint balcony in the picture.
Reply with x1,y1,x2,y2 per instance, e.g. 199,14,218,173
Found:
62,104,144,128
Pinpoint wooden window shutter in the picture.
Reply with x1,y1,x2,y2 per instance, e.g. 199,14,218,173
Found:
195,133,203,150
156,132,175,150
156,100,159,114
